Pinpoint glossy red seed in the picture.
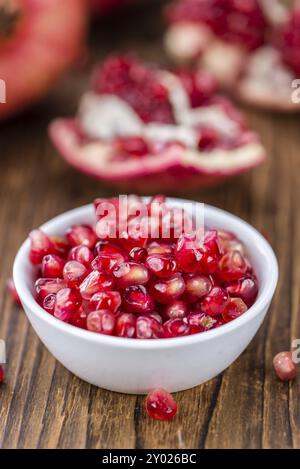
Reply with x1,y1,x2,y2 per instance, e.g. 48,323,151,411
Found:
129,247,148,263
94,240,126,257
79,271,114,300
89,291,121,313
0,366,4,384
54,288,81,322
146,311,163,324
35,278,66,300
123,285,154,314
113,262,149,288
116,136,149,157
68,245,94,267
273,352,296,382
174,234,202,273
163,317,190,338
177,69,217,107
145,388,177,421
7,278,21,305
41,254,65,278
136,315,164,339
43,293,56,315
115,313,137,338
146,254,177,278
226,277,258,307
70,306,88,329
222,298,248,323
87,310,116,335
51,236,69,259
63,260,88,288
219,250,248,281
201,287,229,317
150,273,185,304
198,127,219,151
66,224,97,249
29,229,55,265
184,274,212,302
188,312,217,334
163,300,188,320
147,241,174,255
91,252,125,273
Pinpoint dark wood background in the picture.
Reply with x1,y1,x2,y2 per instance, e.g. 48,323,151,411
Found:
0,0,299,449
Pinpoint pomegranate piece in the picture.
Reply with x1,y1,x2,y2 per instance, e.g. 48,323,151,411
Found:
184,274,212,302
7,278,21,305
115,136,149,157
201,286,229,316
123,285,154,314
41,254,65,278
43,293,56,315
79,270,114,300
0,365,4,384
150,273,185,304
91,252,125,273
70,306,88,329
87,310,116,335
66,225,97,249
145,388,177,420
54,288,81,322
273,352,296,382
35,278,66,300
115,313,137,338
68,245,94,267
88,291,121,313
113,262,149,288
29,230,55,265
188,311,217,333
226,277,258,307
63,261,88,288
146,254,177,279
222,297,248,323
163,300,188,320
174,234,202,273
129,247,148,263
136,316,164,339
219,250,248,281
163,317,190,338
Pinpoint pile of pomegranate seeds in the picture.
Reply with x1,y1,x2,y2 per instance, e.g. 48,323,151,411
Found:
145,388,177,421
30,196,258,338
273,352,296,382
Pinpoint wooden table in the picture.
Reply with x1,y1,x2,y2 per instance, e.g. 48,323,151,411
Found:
0,1,299,449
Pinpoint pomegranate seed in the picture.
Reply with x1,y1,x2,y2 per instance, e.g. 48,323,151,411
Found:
87,310,116,335
219,250,248,281
0,365,4,384
63,261,88,288
43,293,56,315
177,69,217,107
129,247,147,263
145,388,177,420
146,254,177,278
164,318,190,338
150,273,185,304
226,277,258,307
88,291,121,313
115,313,137,338
123,285,154,314
41,254,65,278
66,225,96,249
146,311,163,324
7,278,21,305
136,315,164,339
70,306,88,329
54,288,81,322
35,278,66,300
29,229,55,265
119,230,148,252
116,136,149,157
184,274,212,302
222,298,248,323
91,252,125,273
163,300,188,320
174,234,202,273
188,312,217,334
95,240,126,257
273,352,296,382
201,287,229,317
51,236,69,258
198,127,219,151
113,262,149,288
147,241,174,255
79,270,114,300
68,245,94,267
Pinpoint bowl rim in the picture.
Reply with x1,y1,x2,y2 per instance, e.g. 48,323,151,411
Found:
13,198,278,350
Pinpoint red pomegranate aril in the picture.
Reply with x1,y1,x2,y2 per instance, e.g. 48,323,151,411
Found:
150,273,185,304
94,240,126,257
146,311,164,324
7,278,21,305
226,277,258,307
123,285,154,314
66,224,97,249
68,245,94,267
116,136,149,157
147,241,174,255
35,278,66,300
43,293,56,315
119,231,148,252
184,274,212,302
54,288,81,322
136,315,164,339
146,254,177,278
89,291,121,313
129,247,148,263
41,254,65,278
145,388,177,420
198,127,219,151
91,252,125,273
177,69,217,107
29,229,55,265
113,262,149,288
63,260,88,288
201,287,229,317
79,270,115,300
273,352,296,382
222,298,248,323
87,310,116,335
116,313,137,338
70,306,88,329
174,234,202,273
219,250,248,281
188,312,217,334
51,236,69,259
0,365,4,384
164,318,190,338
163,300,188,320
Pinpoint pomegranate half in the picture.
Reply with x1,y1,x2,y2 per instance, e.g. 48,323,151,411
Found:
0,0,87,120
49,55,265,194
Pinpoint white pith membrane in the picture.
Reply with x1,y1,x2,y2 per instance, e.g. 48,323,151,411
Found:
50,68,265,180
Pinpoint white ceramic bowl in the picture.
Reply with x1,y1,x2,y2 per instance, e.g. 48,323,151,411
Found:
13,198,278,394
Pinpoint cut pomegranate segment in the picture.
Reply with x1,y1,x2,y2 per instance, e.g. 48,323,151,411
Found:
273,352,296,382
145,388,177,420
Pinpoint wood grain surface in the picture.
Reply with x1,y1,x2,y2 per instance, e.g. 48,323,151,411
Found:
0,1,299,449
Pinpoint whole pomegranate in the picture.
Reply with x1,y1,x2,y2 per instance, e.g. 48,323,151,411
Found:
0,0,88,120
